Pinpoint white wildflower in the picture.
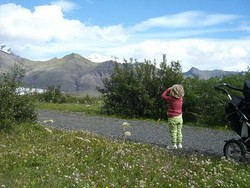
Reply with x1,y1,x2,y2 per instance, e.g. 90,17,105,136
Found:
124,131,131,137
44,127,53,133
221,156,227,160
84,139,91,143
75,136,84,141
122,122,131,128
43,119,54,123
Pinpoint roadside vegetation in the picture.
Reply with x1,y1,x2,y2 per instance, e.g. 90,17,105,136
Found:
36,55,250,128
1,59,250,187
1,122,250,187
97,55,250,128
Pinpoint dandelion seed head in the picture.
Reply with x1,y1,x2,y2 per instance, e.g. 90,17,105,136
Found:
124,131,131,137
43,119,54,123
122,122,131,128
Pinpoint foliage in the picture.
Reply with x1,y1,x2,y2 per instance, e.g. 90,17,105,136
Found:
36,102,103,115
98,55,184,119
37,85,103,105
182,77,226,126
182,70,250,127
97,56,250,128
37,85,66,103
0,65,37,129
63,94,103,104
158,54,183,88
0,122,249,187
157,54,184,119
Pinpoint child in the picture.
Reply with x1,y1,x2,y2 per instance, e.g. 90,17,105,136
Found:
161,84,184,149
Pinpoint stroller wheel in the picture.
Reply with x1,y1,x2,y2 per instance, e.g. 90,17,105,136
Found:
223,139,246,162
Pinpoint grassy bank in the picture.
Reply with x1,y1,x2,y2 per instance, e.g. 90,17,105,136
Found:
0,102,249,187
36,102,102,116
0,122,250,187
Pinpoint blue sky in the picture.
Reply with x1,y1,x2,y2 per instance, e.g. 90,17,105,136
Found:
0,0,249,71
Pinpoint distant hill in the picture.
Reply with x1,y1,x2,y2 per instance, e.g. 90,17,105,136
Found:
0,50,117,95
23,53,98,93
0,49,243,95
183,67,242,79
0,50,25,71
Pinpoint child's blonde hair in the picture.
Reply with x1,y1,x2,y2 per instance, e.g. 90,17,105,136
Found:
169,84,184,98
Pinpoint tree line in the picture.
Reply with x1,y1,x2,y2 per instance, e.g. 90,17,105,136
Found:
98,55,250,127
1,58,249,130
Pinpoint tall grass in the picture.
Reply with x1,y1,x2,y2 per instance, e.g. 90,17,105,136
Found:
36,102,102,115
0,122,250,187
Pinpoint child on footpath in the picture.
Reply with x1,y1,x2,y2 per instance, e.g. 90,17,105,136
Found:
161,84,184,149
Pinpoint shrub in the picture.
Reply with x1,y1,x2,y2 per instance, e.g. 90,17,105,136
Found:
98,55,184,119
183,77,227,126
38,85,67,103
0,65,37,130
97,56,249,127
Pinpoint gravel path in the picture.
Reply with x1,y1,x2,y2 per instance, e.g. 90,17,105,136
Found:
37,109,238,157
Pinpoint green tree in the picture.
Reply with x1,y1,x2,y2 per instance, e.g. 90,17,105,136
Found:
158,54,183,89
39,85,66,103
0,65,37,130
98,55,184,119
182,71,250,127
183,77,227,126
157,54,184,119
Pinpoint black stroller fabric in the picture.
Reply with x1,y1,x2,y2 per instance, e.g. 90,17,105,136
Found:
243,80,250,102
225,81,250,137
225,96,243,136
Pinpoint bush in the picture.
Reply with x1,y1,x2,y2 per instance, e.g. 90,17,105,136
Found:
98,56,250,127
182,77,227,126
0,65,37,130
38,85,67,103
98,55,184,119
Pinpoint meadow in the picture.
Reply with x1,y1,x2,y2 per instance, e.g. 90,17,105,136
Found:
0,102,250,187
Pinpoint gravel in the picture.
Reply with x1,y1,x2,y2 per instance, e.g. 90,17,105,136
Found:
37,109,238,157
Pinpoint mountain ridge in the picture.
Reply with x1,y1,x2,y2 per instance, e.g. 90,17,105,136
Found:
183,67,241,79
0,50,242,95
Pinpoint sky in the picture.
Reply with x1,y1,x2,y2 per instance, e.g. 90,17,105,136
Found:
0,0,250,72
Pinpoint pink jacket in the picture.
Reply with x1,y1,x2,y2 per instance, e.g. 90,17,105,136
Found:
161,88,183,118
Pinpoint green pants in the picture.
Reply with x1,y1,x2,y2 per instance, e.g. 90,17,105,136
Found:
168,115,183,145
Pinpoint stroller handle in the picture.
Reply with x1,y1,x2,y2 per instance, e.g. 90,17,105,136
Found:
214,83,249,122
214,83,242,101
214,83,229,95
214,83,243,93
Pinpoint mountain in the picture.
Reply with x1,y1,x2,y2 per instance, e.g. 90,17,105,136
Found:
183,67,242,79
0,50,25,71
0,50,117,96
0,49,243,96
0,44,12,55
23,53,97,93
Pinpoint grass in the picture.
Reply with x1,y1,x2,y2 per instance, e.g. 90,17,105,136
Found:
1,122,250,187
36,102,102,115
0,102,250,187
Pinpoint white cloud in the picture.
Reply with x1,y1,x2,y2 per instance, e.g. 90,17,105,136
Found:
0,3,128,59
111,39,250,72
51,0,79,13
0,3,249,72
132,11,240,31
0,3,79,42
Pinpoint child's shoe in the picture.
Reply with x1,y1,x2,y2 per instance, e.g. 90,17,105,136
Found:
177,144,183,149
167,144,177,149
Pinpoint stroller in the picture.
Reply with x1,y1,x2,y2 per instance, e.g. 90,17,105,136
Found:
214,80,250,162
